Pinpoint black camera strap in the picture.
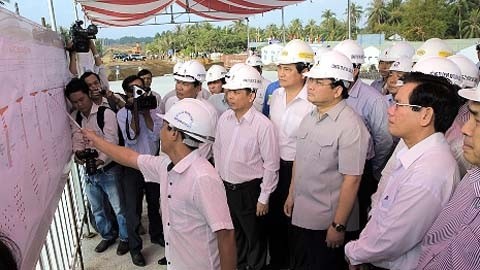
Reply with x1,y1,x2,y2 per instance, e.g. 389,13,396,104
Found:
76,106,125,146
125,102,140,141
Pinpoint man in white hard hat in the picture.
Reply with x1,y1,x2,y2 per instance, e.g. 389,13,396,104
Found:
384,56,413,106
159,62,183,114
214,64,279,270
345,72,460,270
206,64,229,114
245,55,271,111
371,46,394,92
267,39,315,269
284,50,370,269
81,98,236,270
334,39,393,228
416,83,480,270
160,61,212,114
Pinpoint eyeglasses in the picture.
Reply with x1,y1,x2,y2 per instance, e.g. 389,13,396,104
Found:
393,102,423,112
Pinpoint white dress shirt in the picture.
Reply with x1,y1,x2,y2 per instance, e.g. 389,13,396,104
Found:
137,150,233,270
345,133,460,270
269,84,315,161
213,107,280,204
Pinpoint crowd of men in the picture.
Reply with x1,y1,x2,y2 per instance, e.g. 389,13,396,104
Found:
65,38,480,270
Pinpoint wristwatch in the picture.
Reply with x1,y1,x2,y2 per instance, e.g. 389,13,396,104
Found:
332,222,346,232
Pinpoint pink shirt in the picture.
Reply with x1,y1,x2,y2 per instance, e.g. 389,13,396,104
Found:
213,107,279,204
137,150,234,270
345,133,459,270
417,167,480,270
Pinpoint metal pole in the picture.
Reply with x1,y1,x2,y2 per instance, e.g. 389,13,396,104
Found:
73,0,79,20
281,8,286,44
46,0,57,31
246,18,250,52
347,0,351,39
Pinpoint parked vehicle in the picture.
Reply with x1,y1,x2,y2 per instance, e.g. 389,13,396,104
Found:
123,54,146,61
113,53,128,60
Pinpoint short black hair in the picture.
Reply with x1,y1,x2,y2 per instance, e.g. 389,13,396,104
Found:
476,44,480,51
64,78,90,99
323,78,349,99
295,62,310,74
0,232,20,270
208,78,227,85
79,71,100,83
122,75,144,92
137,69,152,77
404,72,460,133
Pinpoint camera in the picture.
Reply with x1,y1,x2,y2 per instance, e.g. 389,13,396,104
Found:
76,148,99,175
125,85,157,111
70,20,98,53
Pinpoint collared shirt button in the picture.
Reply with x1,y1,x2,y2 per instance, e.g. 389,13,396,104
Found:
169,182,173,185
167,195,171,198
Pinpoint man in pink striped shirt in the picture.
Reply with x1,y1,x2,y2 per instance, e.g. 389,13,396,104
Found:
417,84,480,270
213,65,280,270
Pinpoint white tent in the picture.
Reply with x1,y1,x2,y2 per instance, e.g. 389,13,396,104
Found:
261,43,284,65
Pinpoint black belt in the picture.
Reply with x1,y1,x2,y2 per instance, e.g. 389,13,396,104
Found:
223,178,261,191
96,161,118,174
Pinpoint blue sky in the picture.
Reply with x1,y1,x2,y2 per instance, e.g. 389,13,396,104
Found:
5,0,370,39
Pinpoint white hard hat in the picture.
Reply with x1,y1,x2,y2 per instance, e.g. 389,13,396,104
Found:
458,83,480,102
276,39,314,65
411,57,463,87
313,46,331,64
161,98,215,144
389,41,415,60
206,65,227,83
245,55,263,67
225,63,250,83
304,50,354,82
389,56,413,73
333,39,365,64
413,38,454,62
174,60,206,83
379,46,394,62
223,65,263,90
173,61,184,74
447,55,479,88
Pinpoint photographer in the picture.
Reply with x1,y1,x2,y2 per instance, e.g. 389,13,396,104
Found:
116,75,163,266
65,78,129,256
68,38,125,111
137,69,162,107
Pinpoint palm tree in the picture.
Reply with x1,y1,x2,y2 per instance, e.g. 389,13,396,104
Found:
345,3,363,30
451,0,471,38
344,2,363,37
288,18,303,40
265,24,279,40
304,19,318,42
462,8,480,38
366,0,389,31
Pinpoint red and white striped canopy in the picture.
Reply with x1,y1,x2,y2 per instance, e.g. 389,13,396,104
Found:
77,0,305,27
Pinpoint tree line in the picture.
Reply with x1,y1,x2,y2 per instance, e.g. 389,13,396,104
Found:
141,0,479,57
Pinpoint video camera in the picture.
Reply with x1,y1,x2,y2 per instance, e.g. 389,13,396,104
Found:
76,148,99,175
125,85,157,111
70,20,98,53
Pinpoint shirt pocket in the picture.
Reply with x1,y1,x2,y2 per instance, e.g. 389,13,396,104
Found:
168,198,190,231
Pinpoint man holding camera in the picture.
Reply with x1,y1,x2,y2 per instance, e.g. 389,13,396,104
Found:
116,75,163,266
68,39,126,112
65,78,129,256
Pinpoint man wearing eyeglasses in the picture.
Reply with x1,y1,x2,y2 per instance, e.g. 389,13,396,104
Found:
345,72,461,270
416,83,480,270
